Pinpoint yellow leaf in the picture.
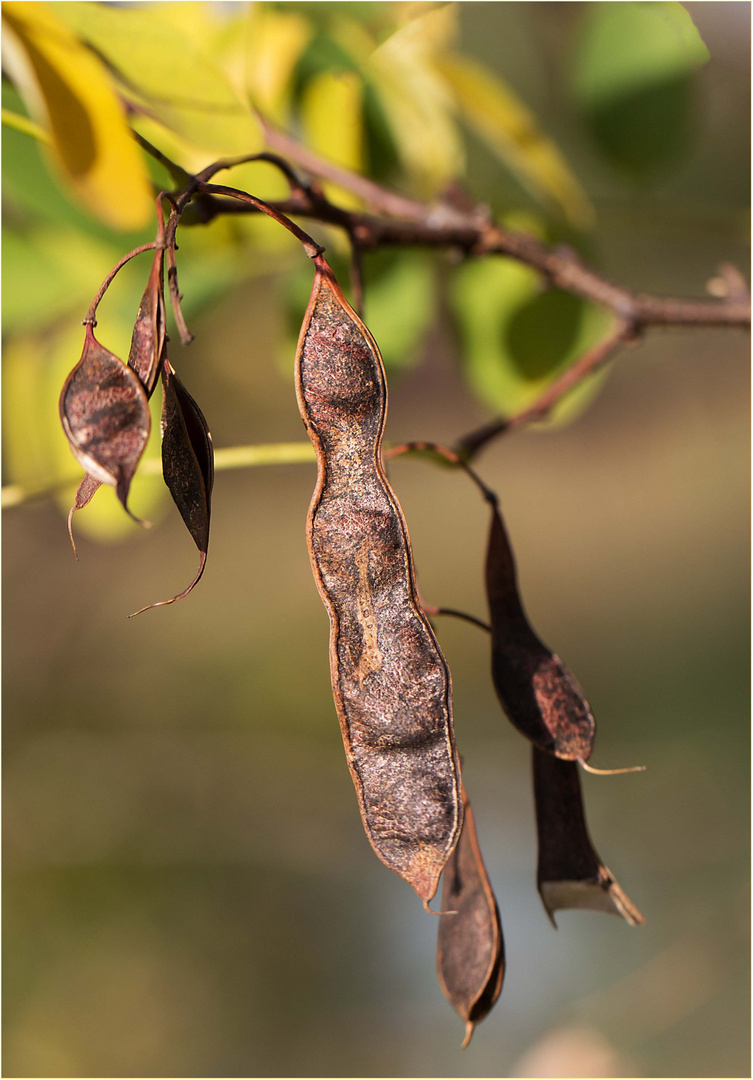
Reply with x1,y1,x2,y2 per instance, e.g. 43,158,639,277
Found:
1,2,153,231
368,7,464,195
52,2,261,158
245,7,312,125
300,71,364,208
437,53,594,228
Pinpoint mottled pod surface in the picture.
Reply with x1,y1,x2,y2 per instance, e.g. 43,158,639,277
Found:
59,324,150,510
295,261,462,902
437,786,504,1046
486,503,595,761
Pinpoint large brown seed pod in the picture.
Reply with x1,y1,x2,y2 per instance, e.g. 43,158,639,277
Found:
533,747,644,925
486,501,595,761
295,257,462,903
437,784,504,1047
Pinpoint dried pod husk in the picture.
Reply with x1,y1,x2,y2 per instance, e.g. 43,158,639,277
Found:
67,473,103,556
437,784,504,1047
486,502,595,761
67,250,165,543
127,246,166,398
130,358,214,616
295,257,462,903
59,324,150,517
533,747,644,926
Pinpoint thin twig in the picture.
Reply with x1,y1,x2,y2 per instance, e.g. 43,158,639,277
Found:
1,442,317,511
84,242,159,324
429,607,492,634
386,440,498,505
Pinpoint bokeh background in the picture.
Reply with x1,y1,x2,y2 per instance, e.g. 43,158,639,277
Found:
3,3,749,1077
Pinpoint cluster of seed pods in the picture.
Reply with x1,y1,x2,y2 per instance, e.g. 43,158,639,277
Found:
60,176,643,1048
294,255,643,1045
60,209,214,615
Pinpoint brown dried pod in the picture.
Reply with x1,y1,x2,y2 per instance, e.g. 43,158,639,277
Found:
67,473,103,557
127,245,166,397
59,324,150,518
295,257,462,903
67,251,165,544
130,358,214,617
485,501,595,761
437,784,504,1047
533,747,644,926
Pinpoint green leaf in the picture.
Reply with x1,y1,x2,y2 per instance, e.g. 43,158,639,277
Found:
2,1,154,230
571,1,710,175
1,226,116,335
437,53,594,228
365,5,464,195
451,256,612,425
52,2,262,156
363,253,436,373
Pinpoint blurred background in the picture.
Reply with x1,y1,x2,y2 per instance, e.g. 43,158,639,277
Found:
2,2,749,1077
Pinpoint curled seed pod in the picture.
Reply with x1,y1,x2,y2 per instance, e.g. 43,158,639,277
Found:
67,473,103,557
437,784,505,1047
130,358,214,617
59,324,150,518
127,246,166,398
533,747,644,926
295,257,462,903
485,502,595,761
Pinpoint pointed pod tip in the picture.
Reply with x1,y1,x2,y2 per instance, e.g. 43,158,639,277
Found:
580,760,646,776
67,507,80,561
128,552,207,618
461,1021,476,1049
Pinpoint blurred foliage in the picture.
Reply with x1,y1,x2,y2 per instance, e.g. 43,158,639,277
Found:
1,0,715,539
571,2,709,175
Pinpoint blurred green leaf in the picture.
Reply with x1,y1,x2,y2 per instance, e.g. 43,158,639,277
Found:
363,253,436,373
2,1,153,230
1,227,117,335
571,1,710,175
53,2,261,158
451,255,612,424
437,53,594,228
366,5,464,195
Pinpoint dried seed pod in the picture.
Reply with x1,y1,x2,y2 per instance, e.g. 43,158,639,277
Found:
130,358,214,616
437,784,504,1047
127,246,166,397
533,747,644,926
67,251,165,544
486,502,595,761
295,257,462,903
67,473,103,557
59,324,150,517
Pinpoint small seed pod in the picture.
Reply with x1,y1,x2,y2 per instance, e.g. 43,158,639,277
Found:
127,246,166,397
533,747,644,925
437,784,504,1047
129,358,214,617
486,501,595,761
59,324,150,518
